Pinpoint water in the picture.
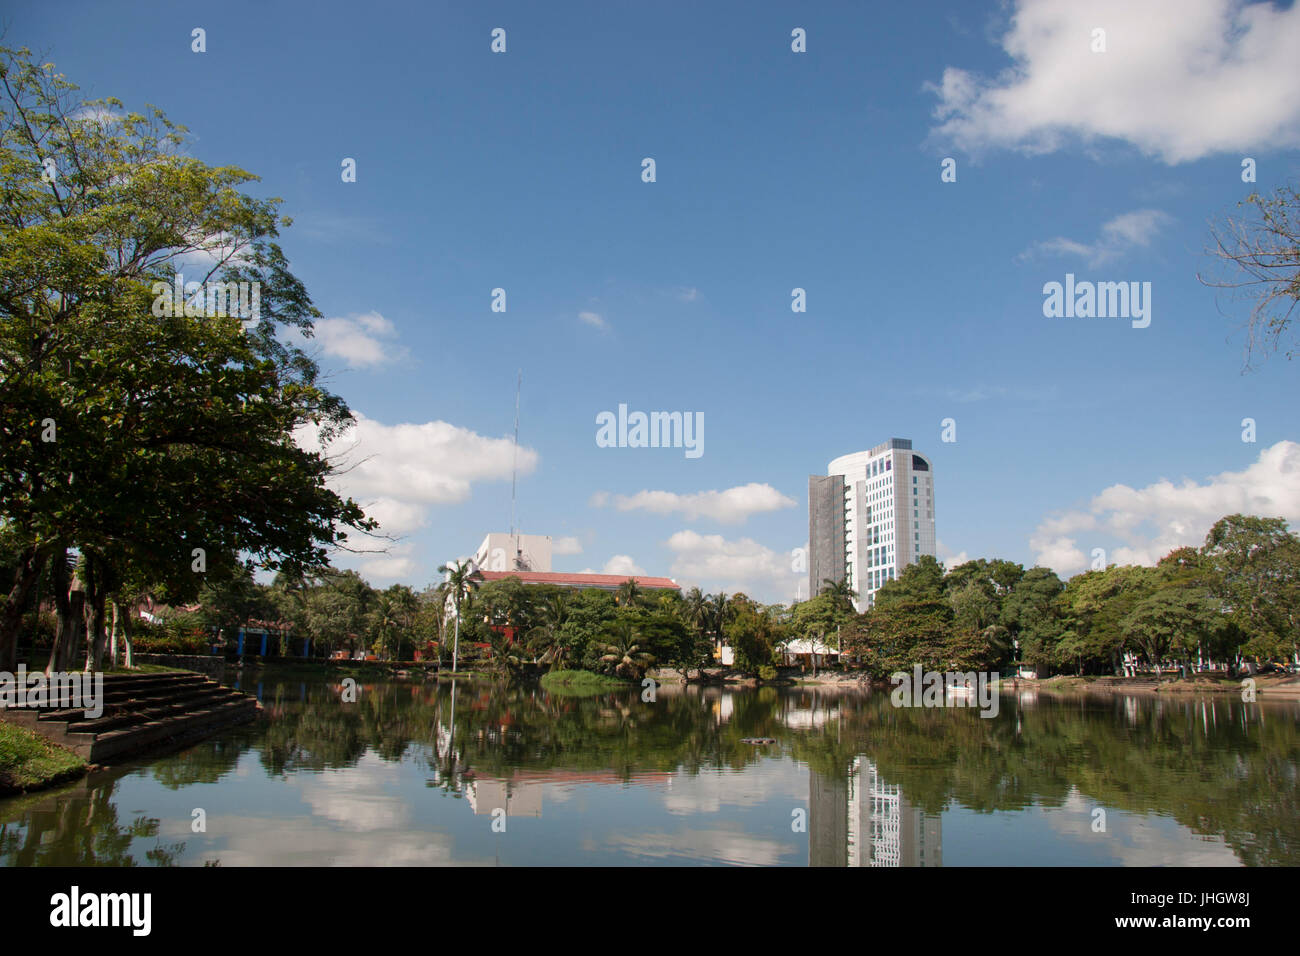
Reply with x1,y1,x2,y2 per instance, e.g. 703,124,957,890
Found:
2,677,1297,866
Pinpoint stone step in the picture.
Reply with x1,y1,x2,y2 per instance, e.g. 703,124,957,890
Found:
26,680,230,722
41,686,243,735
72,696,260,762
1,669,260,763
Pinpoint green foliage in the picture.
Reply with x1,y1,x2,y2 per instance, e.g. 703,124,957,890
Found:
0,46,374,670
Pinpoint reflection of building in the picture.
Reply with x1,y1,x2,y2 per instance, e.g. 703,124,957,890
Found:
466,778,543,817
809,438,937,610
810,758,942,867
463,769,675,818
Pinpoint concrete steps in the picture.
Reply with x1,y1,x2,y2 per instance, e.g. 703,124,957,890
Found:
0,671,260,762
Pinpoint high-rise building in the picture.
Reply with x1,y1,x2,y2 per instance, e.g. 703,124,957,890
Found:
808,438,936,610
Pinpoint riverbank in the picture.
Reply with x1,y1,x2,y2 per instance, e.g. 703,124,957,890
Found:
0,720,88,796
1004,674,1300,697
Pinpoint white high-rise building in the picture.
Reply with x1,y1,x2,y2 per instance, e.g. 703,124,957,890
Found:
808,438,936,611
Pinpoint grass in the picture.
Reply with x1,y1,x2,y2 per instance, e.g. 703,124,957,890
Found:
0,721,88,795
540,669,628,695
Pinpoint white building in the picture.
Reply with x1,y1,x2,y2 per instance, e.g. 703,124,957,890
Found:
809,438,936,611
472,533,553,573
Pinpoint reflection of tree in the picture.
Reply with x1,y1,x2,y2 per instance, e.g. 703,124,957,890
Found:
0,771,184,865
151,737,250,789
790,693,1300,865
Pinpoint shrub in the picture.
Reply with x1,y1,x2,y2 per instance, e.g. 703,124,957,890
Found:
131,618,210,655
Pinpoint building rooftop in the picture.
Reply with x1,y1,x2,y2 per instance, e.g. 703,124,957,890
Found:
471,570,680,590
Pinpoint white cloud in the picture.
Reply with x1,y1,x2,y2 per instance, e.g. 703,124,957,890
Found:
937,540,971,570
665,530,796,602
175,229,255,270
676,287,699,302
928,0,1300,164
578,311,608,330
552,536,583,555
295,412,538,537
1031,440,1300,575
593,483,797,524
1021,210,1173,267
358,542,419,583
70,106,123,125
312,311,408,368
580,554,646,576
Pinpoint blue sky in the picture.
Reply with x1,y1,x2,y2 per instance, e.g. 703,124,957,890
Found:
11,0,1300,601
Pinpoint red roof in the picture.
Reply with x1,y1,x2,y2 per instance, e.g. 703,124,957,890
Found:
472,570,679,590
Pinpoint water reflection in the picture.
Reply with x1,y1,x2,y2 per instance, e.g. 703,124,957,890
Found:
809,759,942,867
1,678,1296,866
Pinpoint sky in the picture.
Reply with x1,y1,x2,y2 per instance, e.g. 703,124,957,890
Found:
9,0,1300,602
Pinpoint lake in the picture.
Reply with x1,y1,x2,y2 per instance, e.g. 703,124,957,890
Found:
2,676,1297,866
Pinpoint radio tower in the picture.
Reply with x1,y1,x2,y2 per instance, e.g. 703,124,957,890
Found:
510,370,521,568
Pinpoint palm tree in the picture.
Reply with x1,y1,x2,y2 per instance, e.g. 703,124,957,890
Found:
820,577,858,620
528,591,570,669
682,586,709,634
616,578,642,607
599,618,654,680
437,559,479,671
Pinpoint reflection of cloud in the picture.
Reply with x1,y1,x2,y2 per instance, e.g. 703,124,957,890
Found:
185,813,473,866
294,754,411,831
1043,790,1240,866
607,828,792,866
662,767,806,816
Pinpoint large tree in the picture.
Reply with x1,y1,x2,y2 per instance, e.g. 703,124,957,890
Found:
0,46,374,669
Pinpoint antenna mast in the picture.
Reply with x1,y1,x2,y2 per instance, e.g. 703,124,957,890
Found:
510,370,521,547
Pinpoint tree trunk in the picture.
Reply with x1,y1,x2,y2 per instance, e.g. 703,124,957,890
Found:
119,604,135,669
46,548,72,674
109,600,120,667
0,543,45,671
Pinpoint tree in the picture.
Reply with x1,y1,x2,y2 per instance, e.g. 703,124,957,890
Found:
527,590,571,669
436,560,478,670
819,577,858,619
598,617,653,680
1000,567,1066,675
874,555,945,607
725,600,783,675
615,578,642,608
1123,588,1222,676
1200,183,1300,368
1202,515,1300,663
0,46,374,669
847,598,954,677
